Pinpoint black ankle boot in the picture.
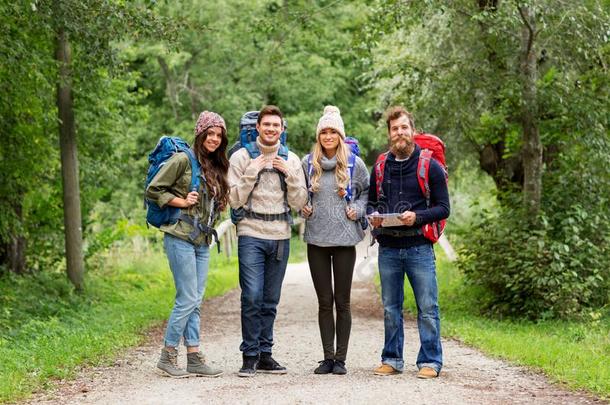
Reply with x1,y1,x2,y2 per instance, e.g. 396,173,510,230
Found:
257,353,287,374
238,354,259,377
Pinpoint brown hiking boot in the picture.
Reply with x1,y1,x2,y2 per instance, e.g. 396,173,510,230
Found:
373,364,401,376
157,348,190,378
417,366,439,379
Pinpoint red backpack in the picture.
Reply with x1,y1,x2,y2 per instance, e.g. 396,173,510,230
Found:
374,133,448,243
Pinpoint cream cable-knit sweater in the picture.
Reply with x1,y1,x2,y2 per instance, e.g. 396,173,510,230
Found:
228,139,308,240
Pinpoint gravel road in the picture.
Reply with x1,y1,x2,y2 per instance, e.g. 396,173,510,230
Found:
27,244,604,405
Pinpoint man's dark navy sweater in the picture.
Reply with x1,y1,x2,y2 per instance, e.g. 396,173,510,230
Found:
367,145,450,248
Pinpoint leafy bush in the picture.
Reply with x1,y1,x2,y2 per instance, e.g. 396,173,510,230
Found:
397,249,610,398
459,141,610,320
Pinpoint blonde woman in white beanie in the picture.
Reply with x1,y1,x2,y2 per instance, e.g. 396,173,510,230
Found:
301,105,369,375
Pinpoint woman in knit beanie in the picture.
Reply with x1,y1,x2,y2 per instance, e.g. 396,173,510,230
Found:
301,105,369,375
146,111,229,378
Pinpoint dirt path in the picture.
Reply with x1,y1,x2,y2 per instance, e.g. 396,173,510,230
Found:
27,245,604,405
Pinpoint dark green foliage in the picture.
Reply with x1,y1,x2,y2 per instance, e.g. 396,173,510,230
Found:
459,207,609,320
459,137,610,319
457,48,610,319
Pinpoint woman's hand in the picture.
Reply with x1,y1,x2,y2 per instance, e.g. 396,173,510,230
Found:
184,191,199,207
168,191,199,208
346,206,357,221
301,204,313,218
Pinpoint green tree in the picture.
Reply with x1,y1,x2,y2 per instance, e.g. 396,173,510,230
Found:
363,0,609,318
0,1,174,289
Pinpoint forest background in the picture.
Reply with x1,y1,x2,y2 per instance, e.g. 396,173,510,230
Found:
0,0,608,402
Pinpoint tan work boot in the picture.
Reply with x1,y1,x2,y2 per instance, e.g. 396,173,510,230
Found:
417,366,439,379
373,364,401,376
157,348,190,378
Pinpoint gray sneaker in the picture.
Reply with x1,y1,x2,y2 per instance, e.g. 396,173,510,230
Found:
157,348,190,378
186,352,223,377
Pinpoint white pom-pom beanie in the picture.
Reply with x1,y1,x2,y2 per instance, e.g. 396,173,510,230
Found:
316,105,345,139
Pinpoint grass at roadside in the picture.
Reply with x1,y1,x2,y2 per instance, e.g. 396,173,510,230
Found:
0,245,238,404
289,234,307,263
394,247,610,398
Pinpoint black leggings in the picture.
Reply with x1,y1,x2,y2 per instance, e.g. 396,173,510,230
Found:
307,244,356,362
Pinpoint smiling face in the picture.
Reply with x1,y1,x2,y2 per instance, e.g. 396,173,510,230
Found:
388,114,415,159
256,114,283,146
202,126,223,153
318,127,340,155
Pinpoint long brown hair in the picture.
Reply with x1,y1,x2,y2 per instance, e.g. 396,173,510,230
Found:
193,128,230,211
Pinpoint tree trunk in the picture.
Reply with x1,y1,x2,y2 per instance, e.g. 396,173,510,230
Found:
479,142,523,192
157,56,180,121
56,26,85,291
0,201,26,275
476,0,526,196
186,74,199,120
518,6,543,217
183,53,200,120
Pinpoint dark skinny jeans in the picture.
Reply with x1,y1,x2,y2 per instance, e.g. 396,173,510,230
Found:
307,244,356,362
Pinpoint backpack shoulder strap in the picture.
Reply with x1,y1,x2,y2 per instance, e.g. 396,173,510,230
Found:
244,142,260,159
346,152,356,201
306,153,314,183
374,152,389,199
184,149,202,192
417,149,433,206
305,154,314,202
278,145,289,160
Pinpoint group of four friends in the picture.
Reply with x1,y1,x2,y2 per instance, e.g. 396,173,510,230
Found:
145,104,450,379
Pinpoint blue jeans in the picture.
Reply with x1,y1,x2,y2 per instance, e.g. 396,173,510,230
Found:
163,233,210,347
238,236,290,356
378,243,442,373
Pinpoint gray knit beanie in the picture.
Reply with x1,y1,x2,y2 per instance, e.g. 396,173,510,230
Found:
316,105,345,139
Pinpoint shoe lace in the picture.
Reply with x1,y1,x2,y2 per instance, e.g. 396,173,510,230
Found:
192,352,206,364
318,359,334,367
167,350,178,367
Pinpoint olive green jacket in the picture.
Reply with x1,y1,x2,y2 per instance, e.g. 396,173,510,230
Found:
146,152,218,246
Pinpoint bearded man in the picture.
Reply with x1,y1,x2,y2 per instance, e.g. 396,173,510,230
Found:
367,106,450,379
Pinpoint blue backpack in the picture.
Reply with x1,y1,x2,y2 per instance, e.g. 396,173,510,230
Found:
306,136,368,230
145,136,201,228
228,111,292,225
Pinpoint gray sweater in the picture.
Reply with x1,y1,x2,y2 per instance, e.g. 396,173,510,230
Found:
301,154,369,247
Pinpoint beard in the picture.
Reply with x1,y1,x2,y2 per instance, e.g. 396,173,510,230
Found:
390,136,414,159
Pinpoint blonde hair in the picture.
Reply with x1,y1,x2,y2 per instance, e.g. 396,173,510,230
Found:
309,137,350,193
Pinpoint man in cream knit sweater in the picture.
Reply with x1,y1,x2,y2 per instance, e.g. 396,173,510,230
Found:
228,105,308,377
